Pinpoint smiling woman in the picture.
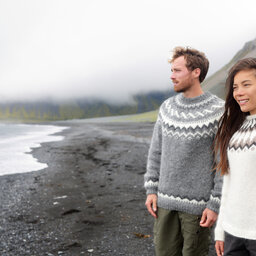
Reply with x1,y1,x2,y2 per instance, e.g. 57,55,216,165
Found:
214,58,256,256
233,69,256,115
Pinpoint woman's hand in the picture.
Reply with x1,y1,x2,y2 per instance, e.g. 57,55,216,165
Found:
215,240,224,256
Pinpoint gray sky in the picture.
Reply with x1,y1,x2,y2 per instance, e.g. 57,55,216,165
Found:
0,0,255,102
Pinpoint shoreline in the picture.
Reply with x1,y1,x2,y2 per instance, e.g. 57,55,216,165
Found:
0,123,68,177
0,121,155,255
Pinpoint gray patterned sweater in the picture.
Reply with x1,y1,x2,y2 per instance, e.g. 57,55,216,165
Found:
144,92,224,215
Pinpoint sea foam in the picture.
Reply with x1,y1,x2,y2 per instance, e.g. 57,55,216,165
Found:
0,123,68,176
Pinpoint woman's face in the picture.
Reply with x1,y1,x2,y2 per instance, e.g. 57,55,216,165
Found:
233,69,256,115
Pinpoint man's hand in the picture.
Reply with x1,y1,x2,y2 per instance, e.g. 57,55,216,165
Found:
215,240,224,256
200,208,217,227
145,194,158,218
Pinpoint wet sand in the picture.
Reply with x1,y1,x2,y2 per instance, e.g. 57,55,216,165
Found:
0,121,216,256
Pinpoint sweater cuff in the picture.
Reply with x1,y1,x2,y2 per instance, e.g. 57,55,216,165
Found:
146,188,158,195
206,195,221,214
144,180,158,195
215,227,225,242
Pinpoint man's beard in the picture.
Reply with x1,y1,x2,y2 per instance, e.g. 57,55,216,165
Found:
173,83,191,93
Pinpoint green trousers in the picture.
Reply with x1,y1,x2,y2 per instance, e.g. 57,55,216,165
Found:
153,208,210,256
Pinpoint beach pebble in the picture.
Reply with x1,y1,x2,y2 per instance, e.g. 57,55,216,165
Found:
54,195,68,199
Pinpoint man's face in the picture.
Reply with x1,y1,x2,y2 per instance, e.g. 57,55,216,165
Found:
170,56,194,93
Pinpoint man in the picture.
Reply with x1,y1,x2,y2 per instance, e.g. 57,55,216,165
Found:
144,47,224,256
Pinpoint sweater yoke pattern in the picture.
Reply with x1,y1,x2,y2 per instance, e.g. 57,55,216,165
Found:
229,117,256,151
160,93,223,139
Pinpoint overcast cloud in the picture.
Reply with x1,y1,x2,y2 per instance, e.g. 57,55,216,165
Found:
0,0,255,102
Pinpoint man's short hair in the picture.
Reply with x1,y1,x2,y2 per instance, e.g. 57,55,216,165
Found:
169,47,209,83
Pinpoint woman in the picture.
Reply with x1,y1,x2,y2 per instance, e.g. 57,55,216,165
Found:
214,57,256,256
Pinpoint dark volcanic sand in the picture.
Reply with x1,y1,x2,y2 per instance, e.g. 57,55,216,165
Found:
0,121,216,256
0,122,155,256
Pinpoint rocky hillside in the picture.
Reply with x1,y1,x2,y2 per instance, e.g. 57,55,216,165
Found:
203,38,256,99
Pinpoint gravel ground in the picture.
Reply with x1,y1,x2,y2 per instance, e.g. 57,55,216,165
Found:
0,121,216,256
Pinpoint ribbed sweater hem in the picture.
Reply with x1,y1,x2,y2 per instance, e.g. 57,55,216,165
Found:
223,222,256,241
157,194,207,215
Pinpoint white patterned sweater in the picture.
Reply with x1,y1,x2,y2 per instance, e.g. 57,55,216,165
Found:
144,92,224,215
215,114,256,241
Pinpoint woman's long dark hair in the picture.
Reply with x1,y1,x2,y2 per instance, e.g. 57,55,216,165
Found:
214,58,256,175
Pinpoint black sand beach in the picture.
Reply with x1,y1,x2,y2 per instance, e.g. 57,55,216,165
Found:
0,121,155,256
0,121,216,256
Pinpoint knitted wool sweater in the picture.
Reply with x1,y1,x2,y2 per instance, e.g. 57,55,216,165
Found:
144,92,224,215
215,114,256,241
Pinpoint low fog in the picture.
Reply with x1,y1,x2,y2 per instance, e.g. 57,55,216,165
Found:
0,0,255,103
